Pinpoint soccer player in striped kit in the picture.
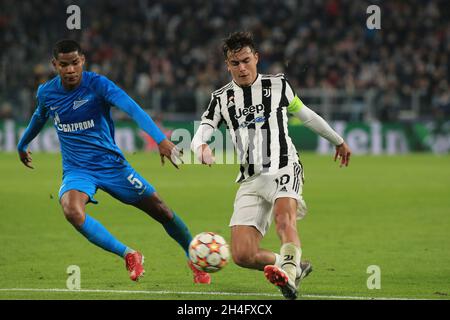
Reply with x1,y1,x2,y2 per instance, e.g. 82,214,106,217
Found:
191,32,351,299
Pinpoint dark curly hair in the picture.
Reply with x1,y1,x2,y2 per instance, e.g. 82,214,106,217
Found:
222,31,257,58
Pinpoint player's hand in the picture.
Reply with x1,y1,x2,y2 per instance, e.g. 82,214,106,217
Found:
198,144,215,166
19,149,34,169
334,142,351,167
158,139,184,169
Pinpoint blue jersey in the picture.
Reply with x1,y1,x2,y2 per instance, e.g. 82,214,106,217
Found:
18,71,166,173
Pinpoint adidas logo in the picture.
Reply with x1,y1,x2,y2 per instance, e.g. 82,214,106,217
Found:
280,186,288,192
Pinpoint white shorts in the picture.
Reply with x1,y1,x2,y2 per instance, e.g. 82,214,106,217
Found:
229,161,307,236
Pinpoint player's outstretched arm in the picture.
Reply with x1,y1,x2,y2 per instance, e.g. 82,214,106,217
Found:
288,95,352,167
119,102,183,169
99,77,183,169
17,111,48,169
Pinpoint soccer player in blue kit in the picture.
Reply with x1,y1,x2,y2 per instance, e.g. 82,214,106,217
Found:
17,39,211,284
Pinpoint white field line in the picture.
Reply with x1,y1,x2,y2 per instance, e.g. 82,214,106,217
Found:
0,288,434,300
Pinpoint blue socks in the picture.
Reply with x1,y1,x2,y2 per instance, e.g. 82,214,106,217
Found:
163,212,193,257
79,214,129,258
77,212,192,259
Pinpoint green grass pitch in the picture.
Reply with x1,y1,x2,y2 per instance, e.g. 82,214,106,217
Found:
0,152,449,300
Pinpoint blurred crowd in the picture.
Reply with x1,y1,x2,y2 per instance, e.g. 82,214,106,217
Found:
0,0,449,122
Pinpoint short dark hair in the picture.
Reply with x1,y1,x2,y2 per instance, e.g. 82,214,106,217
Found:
222,31,257,58
53,39,82,59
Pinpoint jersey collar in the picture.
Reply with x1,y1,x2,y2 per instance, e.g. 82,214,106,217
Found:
232,73,261,89
58,71,86,92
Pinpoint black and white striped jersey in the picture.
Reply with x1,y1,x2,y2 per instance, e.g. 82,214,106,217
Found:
200,73,299,183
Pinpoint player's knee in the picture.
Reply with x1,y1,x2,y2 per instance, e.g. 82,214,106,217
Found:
61,203,85,227
232,251,255,269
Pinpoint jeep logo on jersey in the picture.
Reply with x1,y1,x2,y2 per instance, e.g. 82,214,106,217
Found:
235,104,264,119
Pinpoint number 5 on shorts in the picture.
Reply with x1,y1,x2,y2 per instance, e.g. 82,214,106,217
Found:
127,173,143,189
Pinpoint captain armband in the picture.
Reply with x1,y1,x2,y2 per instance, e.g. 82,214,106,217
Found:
287,95,304,113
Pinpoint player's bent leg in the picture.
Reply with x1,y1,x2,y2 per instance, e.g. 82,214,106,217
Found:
273,198,302,275
273,197,300,246
133,192,210,284
133,193,192,252
60,190,88,227
265,197,302,299
60,190,129,258
133,192,173,223
231,225,277,271
60,190,143,281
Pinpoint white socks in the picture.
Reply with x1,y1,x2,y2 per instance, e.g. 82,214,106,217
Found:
274,253,282,268
280,243,302,281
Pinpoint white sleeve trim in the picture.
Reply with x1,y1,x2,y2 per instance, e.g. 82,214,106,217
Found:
295,104,344,146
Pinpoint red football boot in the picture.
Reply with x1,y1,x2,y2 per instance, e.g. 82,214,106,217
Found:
264,265,297,300
188,261,211,284
125,251,145,282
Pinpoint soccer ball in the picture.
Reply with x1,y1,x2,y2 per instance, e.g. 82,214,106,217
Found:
189,232,230,273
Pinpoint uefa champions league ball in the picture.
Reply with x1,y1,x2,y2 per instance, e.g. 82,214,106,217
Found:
189,232,230,273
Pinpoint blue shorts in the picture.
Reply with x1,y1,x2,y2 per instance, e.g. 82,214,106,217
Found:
58,165,155,205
